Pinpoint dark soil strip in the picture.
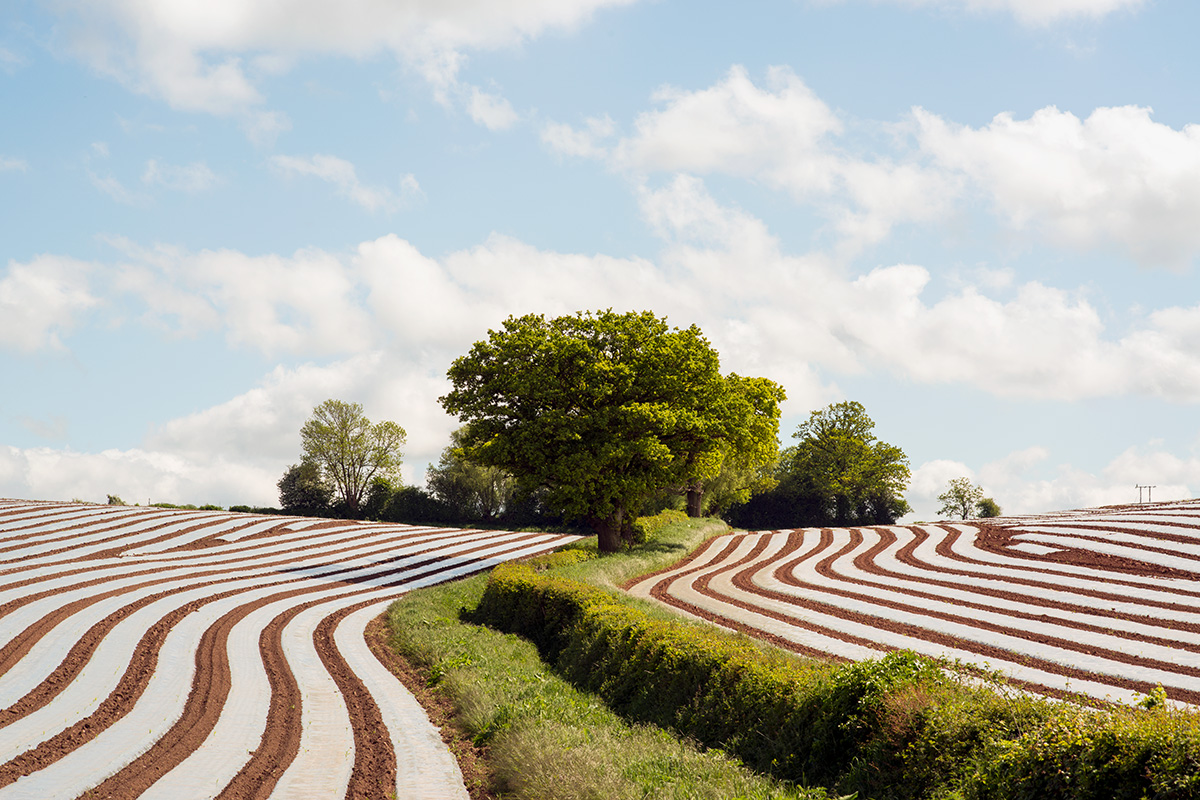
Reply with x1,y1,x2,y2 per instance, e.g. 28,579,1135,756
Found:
313,601,396,800
913,526,1200,613
847,529,1200,648
214,604,307,800
716,530,1200,705
801,529,1200,679
0,599,202,787
76,601,241,800
0,584,191,725
647,532,856,660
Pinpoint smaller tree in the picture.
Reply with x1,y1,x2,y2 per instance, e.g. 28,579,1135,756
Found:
977,497,1002,518
426,429,517,522
278,460,333,516
300,399,406,518
938,477,984,520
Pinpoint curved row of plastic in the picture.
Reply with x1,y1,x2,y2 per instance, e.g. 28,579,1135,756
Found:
628,501,1200,706
0,499,579,799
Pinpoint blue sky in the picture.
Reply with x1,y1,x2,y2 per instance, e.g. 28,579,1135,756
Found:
3,0,1200,519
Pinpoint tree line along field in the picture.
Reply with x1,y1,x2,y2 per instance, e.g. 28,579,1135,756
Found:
0,499,578,799
630,499,1200,707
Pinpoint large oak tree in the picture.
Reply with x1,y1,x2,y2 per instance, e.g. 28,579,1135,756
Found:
440,310,783,552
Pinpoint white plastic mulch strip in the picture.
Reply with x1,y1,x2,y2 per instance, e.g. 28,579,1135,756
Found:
0,500,580,799
631,519,1200,706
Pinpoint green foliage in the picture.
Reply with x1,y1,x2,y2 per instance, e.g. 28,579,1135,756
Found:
689,373,787,517
106,494,126,506
629,509,689,546
379,484,449,524
299,398,405,517
388,569,829,800
150,501,223,510
471,522,1200,800
228,504,283,514
473,560,957,790
727,401,910,528
440,309,783,552
977,497,1002,518
938,477,984,520
426,427,518,522
277,459,333,516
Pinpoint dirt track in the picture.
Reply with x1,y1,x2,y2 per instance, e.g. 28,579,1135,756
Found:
627,500,1200,706
0,500,578,799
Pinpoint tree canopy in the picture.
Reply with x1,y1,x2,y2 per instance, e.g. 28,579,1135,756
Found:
277,460,332,516
976,496,1002,518
299,399,405,517
440,310,783,552
725,400,909,528
938,477,984,520
425,428,518,522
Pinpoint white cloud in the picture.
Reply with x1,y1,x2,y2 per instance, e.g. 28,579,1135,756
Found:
848,0,1146,26
107,237,375,356
0,255,99,353
588,68,1200,264
907,441,1196,522
142,159,220,192
541,115,615,158
612,66,959,250
616,65,842,189
916,105,1200,268
270,153,421,211
466,86,519,130
50,0,636,129
0,444,278,508
0,156,27,172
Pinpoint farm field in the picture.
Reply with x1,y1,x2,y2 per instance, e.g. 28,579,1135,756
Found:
0,499,578,799
629,500,1200,707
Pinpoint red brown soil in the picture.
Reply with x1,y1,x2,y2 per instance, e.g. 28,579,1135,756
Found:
644,525,1200,706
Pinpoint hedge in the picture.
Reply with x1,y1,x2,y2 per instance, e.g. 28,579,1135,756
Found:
473,560,1200,799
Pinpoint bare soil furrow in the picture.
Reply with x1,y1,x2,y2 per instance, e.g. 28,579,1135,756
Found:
0,498,577,798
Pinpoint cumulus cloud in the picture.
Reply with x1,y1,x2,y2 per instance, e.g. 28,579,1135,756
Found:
107,238,375,356
907,441,1196,522
916,105,1200,268
0,444,279,508
142,159,220,192
50,0,635,129
0,255,99,352
609,66,958,249
270,154,422,211
586,68,1200,265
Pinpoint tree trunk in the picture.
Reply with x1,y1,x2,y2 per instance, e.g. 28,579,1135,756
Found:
686,484,703,518
591,510,624,554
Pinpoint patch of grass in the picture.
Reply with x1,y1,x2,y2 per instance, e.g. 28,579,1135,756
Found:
386,519,835,800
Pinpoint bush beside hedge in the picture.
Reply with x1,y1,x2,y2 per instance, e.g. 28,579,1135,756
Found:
474,558,1200,799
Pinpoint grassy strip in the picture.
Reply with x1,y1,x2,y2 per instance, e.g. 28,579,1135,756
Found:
469,515,1200,800
386,518,833,799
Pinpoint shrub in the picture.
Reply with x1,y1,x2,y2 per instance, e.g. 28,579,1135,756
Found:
473,559,1200,799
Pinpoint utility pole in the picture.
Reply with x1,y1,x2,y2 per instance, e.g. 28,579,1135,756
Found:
1136,484,1156,504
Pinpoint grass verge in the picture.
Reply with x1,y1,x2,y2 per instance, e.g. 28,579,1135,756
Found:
385,518,835,799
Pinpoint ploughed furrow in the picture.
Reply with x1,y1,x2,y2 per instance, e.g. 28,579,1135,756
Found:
629,499,1200,707
0,499,576,799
